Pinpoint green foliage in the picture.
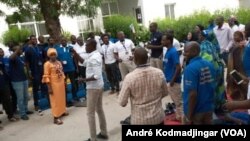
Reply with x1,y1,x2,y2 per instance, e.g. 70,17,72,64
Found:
2,27,31,45
157,8,250,41
104,15,139,40
61,30,72,41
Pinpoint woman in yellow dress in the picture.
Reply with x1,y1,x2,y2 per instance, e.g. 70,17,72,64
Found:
42,48,68,125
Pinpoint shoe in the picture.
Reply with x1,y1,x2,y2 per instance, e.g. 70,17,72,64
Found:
26,111,34,115
74,101,87,107
84,138,91,141
97,132,109,139
54,118,63,125
8,117,19,122
120,116,131,125
21,115,29,120
66,102,73,107
35,106,39,111
61,112,69,117
38,110,43,116
0,111,3,114
109,90,115,94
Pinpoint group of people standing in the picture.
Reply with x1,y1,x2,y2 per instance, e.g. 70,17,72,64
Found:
1,14,250,141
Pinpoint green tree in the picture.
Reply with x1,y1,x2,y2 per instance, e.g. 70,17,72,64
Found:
0,0,101,42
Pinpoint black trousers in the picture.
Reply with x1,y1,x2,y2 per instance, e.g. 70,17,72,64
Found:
0,84,14,119
64,71,78,101
9,82,17,113
32,75,48,107
105,62,120,91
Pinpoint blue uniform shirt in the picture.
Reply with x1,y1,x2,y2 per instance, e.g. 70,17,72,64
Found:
183,56,215,115
163,47,181,83
9,56,27,82
25,46,44,77
150,31,162,58
243,43,250,77
56,45,76,73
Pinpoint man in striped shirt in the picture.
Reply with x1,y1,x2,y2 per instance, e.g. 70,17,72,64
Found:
118,48,168,125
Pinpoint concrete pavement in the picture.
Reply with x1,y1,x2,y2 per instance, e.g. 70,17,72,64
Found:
0,91,171,141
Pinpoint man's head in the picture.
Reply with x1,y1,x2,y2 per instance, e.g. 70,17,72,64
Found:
149,22,158,33
38,35,45,44
245,22,250,39
215,16,224,28
60,37,67,47
71,35,77,44
198,30,208,42
86,39,97,53
0,48,4,58
48,37,55,46
76,36,84,46
30,35,37,46
117,31,125,41
161,33,173,48
12,45,23,56
233,31,244,43
88,32,95,39
134,47,148,66
101,34,110,45
184,41,200,62
195,24,204,34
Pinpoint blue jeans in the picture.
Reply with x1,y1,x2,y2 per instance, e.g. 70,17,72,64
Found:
11,80,29,117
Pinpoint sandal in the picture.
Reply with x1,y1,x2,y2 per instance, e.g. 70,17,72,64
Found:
62,112,69,117
8,117,19,122
54,118,63,125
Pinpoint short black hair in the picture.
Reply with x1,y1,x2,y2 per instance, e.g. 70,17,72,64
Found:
87,39,97,49
101,34,110,40
29,35,36,40
196,24,204,31
163,33,174,44
47,37,54,42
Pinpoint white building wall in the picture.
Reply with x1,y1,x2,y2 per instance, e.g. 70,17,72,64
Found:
59,15,79,36
141,0,239,27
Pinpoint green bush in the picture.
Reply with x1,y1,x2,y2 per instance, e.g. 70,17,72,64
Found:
104,15,139,40
2,27,31,45
157,8,250,42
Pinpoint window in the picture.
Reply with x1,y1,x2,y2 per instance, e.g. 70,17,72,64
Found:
165,3,175,19
77,16,95,37
101,0,119,17
19,22,48,36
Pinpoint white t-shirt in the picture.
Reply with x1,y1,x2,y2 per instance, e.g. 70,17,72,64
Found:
84,50,104,89
101,42,116,64
73,43,88,66
114,39,135,62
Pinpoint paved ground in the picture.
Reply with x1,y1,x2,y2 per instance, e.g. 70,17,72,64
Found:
0,91,171,141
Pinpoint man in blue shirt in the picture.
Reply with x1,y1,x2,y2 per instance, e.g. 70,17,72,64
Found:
0,48,18,123
183,42,216,124
10,45,33,120
57,37,78,106
25,35,46,112
162,33,183,123
146,22,163,70
243,23,250,77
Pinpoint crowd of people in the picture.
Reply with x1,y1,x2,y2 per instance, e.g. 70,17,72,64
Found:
1,15,250,141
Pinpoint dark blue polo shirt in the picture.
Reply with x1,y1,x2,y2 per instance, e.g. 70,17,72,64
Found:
183,56,215,115
56,45,76,73
150,31,163,58
25,46,44,77
0,57,10,87
163,47,181,83
9,56,27,82
243,43,250,77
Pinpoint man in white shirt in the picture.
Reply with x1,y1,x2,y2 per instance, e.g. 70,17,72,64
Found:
114,31,135,80
70,35,78,48
101,34,120,93
81,39,108,141
214,16,234,66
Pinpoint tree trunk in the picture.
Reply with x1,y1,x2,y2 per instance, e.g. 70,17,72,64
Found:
40,0,61,43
